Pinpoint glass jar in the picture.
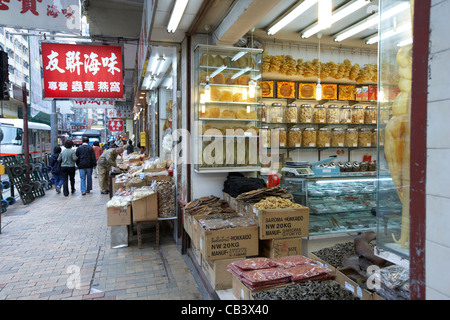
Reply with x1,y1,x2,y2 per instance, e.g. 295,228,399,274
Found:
331,127,345,147
299,104,313,123
285,103,298,123
359,128,372,147
351,105,364,124
260,103,267,123
270,103,284,123
287,127,302,147
326,105,340,124
364,105,377,124
313,104,326,124
380,105,390,124
317,127,331,147
260,126,271,148
270,127,286,148
345,128,359,147
371,128,377,146
340,105,352,124
302,127,317,147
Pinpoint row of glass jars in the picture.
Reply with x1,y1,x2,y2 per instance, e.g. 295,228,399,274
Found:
260,126,379,148
261,103,378,125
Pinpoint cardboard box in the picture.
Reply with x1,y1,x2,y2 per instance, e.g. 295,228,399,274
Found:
126,178,146,189
197,216,259,260
249,205,309,240
107,205,131,226
202,257,241,290
308,252,337,274
260,238,302,259
132,192,158,222
335,268,373,300
191,240,202,267
232,274,286,300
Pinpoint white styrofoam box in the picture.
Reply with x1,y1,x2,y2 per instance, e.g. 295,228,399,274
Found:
426,195,450,247
426,149,450,199
430,0,450,55
428,48,450,103
425,240,450,298
427,100,450,149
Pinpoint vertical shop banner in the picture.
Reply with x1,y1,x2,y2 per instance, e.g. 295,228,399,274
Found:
0,0,81,34
41,42,124,99
108,120,124,132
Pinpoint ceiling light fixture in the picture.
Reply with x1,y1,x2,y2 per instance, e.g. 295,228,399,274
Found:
365,22,412,45
231,51,247,61
167,0,189,33
209,65,227,79
318,0,332,29
333,1,410,42
301,0,369,39
267,0,318,36
155,55,166,76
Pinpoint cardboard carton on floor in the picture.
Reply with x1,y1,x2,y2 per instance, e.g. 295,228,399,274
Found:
260,237,302,259
335,267,373,300
201,256,242,290
132,192,158,222
107,205,131,226
196,215,258,261
248,205,309,240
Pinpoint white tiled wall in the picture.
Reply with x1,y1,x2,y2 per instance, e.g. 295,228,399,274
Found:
426,0,450,300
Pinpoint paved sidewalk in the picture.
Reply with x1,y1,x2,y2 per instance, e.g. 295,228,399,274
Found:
0,178,204,300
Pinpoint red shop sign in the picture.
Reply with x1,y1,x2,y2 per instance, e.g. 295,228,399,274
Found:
41,42,124,100
108,120,124,132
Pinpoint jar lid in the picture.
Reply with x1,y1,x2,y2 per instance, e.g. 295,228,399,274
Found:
304,127,316,131
314,104,325,108
366,105,376,110
360,127,372,132
301,104,311,107
272,103,282,107
328,104,339,108
287,103,297,107
332,127,345,132
290,127,301,131
347,127,358,132
341,105,351,109
353,105,363,109
277,127,286,131
319,127,331,131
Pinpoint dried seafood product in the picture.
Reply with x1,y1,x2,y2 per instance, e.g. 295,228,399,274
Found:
198,218,232,231
239,268,291,290
150,180,175,218
132,187,155,200
252,280,360,300
272,255,316,269
235,186,293,204
254,196,302,210
312,242,355,269
227,216,256,228
283,264,334,283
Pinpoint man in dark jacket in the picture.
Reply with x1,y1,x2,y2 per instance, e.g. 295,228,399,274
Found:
75,136,97,195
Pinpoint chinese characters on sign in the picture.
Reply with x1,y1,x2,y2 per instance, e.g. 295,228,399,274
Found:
41,42,124,99
0,0,81,33
108,120,124,132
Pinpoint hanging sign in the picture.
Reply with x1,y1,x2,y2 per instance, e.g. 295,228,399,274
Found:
41,42,124,100
73,100,115,108
108,120,124,132
0,0,81,34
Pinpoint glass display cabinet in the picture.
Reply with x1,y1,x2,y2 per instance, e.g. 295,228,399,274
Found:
193,44,263,173
375,0,413,263
282,174,378,236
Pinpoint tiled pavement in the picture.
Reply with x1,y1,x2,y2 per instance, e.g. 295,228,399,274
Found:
0,178,204,300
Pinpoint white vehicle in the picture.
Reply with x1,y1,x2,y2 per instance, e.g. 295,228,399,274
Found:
0,118,51,161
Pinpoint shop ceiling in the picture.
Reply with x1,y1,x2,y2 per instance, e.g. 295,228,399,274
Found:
85,0,392,98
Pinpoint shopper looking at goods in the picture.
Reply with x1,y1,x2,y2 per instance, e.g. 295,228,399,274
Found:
57,139,78,197
126,139,134,155
92,141,103,178
49,146,63,194
75,136,97,195
97,147,123,194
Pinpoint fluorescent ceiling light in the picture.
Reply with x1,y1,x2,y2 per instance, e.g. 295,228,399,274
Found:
301,0,369,39
267,0,318,36
397,37,413,47
333,1,410,42
318,0,332,29
209,65,227,78
365,22,412,45
231,51,247,61
167,0,189,33
155,55,166,76
231,67,251,80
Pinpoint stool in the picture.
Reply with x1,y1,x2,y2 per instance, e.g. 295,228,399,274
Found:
137,220,159,249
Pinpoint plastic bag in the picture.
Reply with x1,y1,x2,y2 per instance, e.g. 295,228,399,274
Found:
283,264,332,283
272,255,316,269
230,257,277,271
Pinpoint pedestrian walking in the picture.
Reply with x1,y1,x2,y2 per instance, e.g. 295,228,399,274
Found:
126,139,134,155
92,141,103,178
97,147,123,194
75,136,97,195
58,139,78,197
49,146,63,194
